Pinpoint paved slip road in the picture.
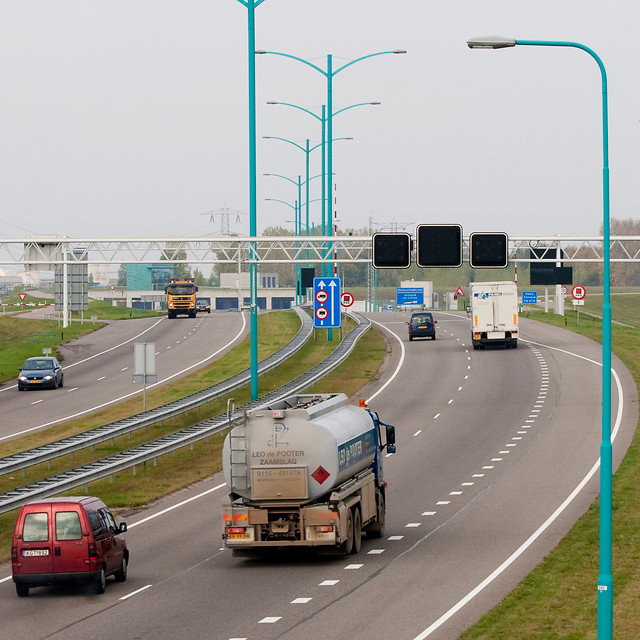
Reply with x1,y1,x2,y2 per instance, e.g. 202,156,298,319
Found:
0,311,248,442
0,312,636,640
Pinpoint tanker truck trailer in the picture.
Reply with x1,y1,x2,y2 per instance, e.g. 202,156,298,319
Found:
221,393,396,555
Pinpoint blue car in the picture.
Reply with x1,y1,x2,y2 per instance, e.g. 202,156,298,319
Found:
407,312,437,341
18,357,64,390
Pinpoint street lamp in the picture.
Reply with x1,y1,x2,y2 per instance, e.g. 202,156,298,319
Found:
266,101,378,258
263,134,353,268
257,49,404,285
468,36,612,640
265,197,322,303
234,0,267,402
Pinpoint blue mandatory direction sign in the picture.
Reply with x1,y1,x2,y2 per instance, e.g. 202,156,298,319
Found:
396,287,424,306
522,290,538,304
313,277,341,329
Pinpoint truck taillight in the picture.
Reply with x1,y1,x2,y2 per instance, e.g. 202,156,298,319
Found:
88,543,97,559
227,527,246,534
316,525,334,533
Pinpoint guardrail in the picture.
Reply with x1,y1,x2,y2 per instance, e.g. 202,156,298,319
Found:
0,306,313,478
0,311,370,514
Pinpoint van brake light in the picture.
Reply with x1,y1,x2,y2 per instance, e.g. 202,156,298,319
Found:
88,543,97,559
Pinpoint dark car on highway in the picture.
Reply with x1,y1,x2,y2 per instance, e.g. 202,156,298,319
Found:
196,297,211,313
18,357,64,390
407,312,437,341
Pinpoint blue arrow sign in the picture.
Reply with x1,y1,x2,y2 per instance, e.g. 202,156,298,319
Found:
313,277,341,328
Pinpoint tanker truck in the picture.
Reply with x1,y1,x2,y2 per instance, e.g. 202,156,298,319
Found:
221,393,396,556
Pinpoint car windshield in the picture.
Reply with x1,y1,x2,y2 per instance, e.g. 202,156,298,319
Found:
412,315,432,324
23,359,54,371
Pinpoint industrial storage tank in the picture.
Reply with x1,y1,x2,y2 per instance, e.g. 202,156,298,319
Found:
223,394,378,503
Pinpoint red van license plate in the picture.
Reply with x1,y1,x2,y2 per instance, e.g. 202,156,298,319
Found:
23,549,49,557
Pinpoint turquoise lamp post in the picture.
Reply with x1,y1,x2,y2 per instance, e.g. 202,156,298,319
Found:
467,36,612,640
234,0,267,401
263,134,354,266
265,197,322,303
257,49,405,305
266,101,380,272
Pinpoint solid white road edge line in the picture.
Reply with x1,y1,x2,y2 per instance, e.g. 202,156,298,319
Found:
366,319,406,404
411,341,624,640
0,313,247,441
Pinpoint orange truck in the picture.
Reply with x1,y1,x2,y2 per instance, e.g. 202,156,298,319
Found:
165,278,198,319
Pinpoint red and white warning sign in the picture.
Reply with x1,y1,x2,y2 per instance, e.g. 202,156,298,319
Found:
340,292,354,307
315,290,328,304
315,307,329,321
454,287,465,298
572,285,586,300
19,293,26,301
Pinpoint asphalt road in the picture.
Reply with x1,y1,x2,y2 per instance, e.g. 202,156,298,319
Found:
0,311,248,442
0,311,636,640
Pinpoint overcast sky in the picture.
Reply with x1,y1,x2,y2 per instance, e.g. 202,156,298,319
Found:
1,1,638,241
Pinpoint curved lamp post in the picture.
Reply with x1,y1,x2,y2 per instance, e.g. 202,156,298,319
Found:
234,0,267,401
265,197,322,303
467,36,612,640
263,135,353,253
257,49,404,292
266,101,379,250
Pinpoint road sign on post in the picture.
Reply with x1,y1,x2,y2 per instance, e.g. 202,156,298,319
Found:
313,277,341,329
340,292,354,307
396,287,424,306
572,285,586,300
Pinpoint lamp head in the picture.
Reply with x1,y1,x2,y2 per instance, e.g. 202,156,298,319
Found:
467,37,516,49
393,50,407,54
255,50,267,54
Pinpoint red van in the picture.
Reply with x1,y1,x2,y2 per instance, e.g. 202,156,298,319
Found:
11,497,129,597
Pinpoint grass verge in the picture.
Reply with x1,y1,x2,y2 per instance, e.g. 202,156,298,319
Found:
459,308,640,639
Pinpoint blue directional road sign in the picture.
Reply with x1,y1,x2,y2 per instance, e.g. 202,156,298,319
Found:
313,277,341,329
396,287,424,306
522,290,538,304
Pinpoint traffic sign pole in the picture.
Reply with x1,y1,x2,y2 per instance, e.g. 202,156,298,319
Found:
313,277,341,329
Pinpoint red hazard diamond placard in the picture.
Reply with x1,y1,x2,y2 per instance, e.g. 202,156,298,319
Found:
311,466,330,484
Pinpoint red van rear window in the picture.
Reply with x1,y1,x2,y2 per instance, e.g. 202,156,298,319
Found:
23,513,49,542
55,511,82,541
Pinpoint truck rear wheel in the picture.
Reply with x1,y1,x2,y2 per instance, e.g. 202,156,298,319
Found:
351,508,362,554
341,509,354,555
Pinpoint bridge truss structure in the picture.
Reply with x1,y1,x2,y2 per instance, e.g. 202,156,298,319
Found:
2,235,640,267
